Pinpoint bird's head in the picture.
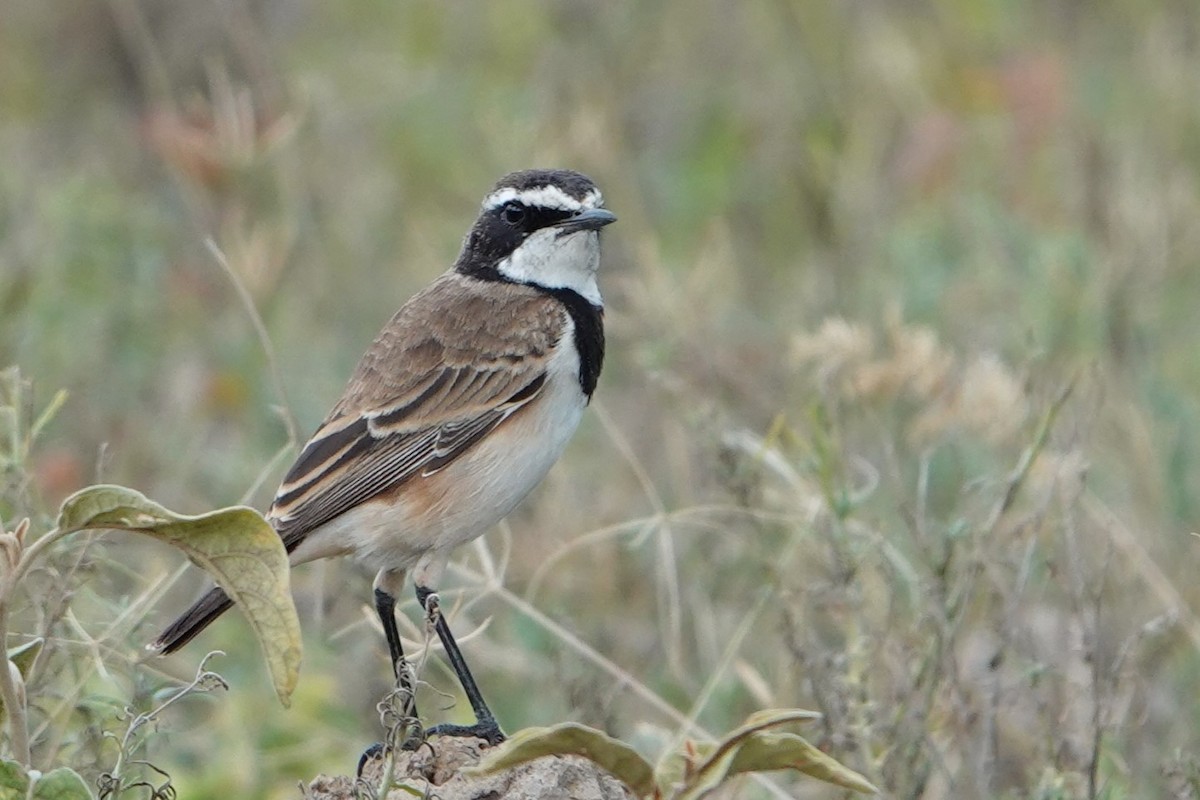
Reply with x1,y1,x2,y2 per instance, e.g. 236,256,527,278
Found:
455,169,616,306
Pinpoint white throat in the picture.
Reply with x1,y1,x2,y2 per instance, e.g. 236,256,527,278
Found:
496,229,604,306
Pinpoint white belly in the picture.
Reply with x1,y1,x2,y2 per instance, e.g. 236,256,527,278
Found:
289,342,587,573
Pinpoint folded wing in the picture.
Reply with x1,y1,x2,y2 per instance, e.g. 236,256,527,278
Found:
269,276,563,549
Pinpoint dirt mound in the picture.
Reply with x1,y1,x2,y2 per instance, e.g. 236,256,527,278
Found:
302,736,638,800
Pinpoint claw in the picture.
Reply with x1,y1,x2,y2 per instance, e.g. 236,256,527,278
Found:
356,742,387,777
426,717,506,747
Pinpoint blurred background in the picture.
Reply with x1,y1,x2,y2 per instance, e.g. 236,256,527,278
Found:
2,0,1200,797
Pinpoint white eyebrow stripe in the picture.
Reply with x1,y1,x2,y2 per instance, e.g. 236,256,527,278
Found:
483,186,603,212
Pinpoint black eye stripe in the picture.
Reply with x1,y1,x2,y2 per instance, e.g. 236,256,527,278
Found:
500,202,525,227
457,195,594,277
495,203,574,233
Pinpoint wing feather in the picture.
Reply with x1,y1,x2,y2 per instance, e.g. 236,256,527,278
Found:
270,274,564,547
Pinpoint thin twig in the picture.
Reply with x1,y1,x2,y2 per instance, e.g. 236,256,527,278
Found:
1084,493,1200,654
524,504,802,602
448,561,797,800
205,238,300,447
663,587,771,759
591,401,684,676
0,577,29,765
106,652,228,793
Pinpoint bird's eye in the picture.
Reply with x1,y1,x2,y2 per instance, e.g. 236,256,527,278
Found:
501,202,526,226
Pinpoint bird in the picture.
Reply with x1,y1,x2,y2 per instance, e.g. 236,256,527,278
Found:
151,168,616,747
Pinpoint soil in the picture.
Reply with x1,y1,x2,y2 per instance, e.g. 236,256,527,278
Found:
301,735,639,800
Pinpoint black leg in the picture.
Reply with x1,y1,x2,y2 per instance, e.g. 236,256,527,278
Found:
374,587,419,718
359,587,424,771
416,586,505,746
356,742,385,778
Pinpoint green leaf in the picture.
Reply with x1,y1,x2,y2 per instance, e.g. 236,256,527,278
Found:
671,708,838,800
31,768,95,800
727,732,878,794
8,639,42,678
654,739,713,794
0,759,28,797
723,708,822,738
466,722,656,797
0,762,95,800
0,662,23,725
56,485,301,706
0,639,41,721
673,743,741,800
682,709,820,790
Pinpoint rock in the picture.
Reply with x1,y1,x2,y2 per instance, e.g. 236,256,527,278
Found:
302,736,639,800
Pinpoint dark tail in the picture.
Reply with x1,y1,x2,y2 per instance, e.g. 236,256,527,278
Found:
151,586,235,654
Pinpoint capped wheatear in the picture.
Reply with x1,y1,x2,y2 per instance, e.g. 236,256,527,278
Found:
153,169,616,746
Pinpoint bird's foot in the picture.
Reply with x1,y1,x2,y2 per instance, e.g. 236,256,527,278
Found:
426,717,506,747
356,718,504,776
356,742,385,778
355,729,431,778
